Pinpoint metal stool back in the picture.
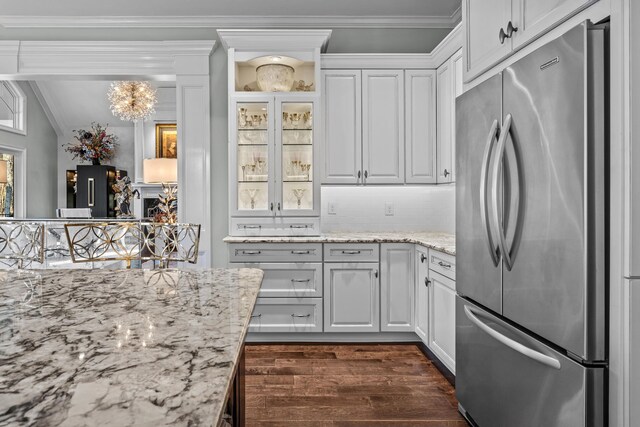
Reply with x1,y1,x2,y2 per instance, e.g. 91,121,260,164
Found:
0,222,45,269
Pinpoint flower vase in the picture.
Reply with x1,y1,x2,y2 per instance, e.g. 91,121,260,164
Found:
92,159,101,166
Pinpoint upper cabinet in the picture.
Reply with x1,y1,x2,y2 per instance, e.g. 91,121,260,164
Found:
321,69,405,185
463,0,598,81
436,49,463,184
219,29,332,236
405,70,437,184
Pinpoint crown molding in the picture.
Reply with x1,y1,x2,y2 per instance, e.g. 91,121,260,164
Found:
217,29,332,52
0,14,460,29
321,23,462,69
0,40,216,78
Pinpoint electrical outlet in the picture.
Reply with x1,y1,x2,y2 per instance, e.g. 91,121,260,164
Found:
385,202,394,216
328,202,337,215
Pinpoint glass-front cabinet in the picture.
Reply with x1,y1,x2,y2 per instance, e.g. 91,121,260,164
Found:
231,96,319,218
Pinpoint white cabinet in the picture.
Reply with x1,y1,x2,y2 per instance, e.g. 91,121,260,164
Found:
463,0,598,80
511,0,597,49
436,49,463,184
631,280,640,424
362,70,405,184
405,70,437,184
322,68,416,185
429,269,457,373
415,247,430,343
380,244,415,332
324,262,380,332
322,70,362,185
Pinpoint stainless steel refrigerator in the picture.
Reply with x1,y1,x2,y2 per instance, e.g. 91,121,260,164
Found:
455,21,607,426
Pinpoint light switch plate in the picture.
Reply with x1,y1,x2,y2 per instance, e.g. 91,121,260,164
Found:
385,202,394,216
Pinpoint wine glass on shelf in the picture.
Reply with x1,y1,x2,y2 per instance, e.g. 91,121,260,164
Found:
245,188,260,209
292,188,306,209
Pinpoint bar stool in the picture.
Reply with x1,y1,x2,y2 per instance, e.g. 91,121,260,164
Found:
64,222,142,269
0,221,45,269
139,222,201,268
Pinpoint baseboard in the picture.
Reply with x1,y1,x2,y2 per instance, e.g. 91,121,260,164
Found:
416,341,456,387
246,332,420,343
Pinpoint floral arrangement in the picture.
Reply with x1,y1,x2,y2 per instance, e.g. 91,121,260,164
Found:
153,184,178,224
64,122,118,165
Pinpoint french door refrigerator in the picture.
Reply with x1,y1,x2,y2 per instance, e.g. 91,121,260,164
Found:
455,21,607,427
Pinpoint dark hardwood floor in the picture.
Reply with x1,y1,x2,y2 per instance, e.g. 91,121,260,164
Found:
245,343,468,426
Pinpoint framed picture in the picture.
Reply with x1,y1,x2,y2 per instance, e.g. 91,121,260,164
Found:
155,123,177,158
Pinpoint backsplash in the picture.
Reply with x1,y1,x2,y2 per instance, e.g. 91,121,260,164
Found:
321,185,455,233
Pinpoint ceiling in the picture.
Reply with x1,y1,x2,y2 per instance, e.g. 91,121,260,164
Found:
0,0,461,28
32,81,175,135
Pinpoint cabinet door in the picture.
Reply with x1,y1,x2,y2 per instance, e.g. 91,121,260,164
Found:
231,99,276,217
511,0,597,49
429,270,456,373
450,50,464,183
362,70,405,184
380,244,415,332
415,248,430,344
463,0,513,81
322,70,362,184
324,262,379,332
276,98,319,216
436,62,453,183
405,70,437,184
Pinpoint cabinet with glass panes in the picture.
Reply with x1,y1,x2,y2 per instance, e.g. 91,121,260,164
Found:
230,97,319,219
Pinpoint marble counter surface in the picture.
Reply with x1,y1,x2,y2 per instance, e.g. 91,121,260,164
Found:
223,231,456,255
0,268,264,426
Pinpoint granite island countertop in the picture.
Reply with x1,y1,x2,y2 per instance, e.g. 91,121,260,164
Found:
224,231,456,256
0,268,264,426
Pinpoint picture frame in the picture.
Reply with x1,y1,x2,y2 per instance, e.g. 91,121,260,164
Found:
155,123,177,159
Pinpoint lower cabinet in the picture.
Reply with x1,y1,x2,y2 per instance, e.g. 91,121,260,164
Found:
429,270,457,373
250,297,323,333
324,262,380,332
380,243,415,332
415,247,430,343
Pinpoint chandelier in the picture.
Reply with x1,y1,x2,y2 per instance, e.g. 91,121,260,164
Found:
107,81,157,122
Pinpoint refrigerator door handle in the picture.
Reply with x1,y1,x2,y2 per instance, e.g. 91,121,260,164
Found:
463,304,562,370
491,114,513,270
480,119,500,266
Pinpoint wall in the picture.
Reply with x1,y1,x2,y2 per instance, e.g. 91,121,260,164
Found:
0,26,454,266
0,81,57,217
321,186,455,233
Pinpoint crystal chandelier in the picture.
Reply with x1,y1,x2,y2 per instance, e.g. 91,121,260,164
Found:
107,81,157,122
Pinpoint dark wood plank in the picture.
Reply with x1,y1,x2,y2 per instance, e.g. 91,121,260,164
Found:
244,343,468,425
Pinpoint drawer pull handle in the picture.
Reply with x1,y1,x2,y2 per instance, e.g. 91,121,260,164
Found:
291,250,311,255
341,250,361,255
242,250,262,255
291,314,311,318
251,314,262,318
420,254,427,263
425,277,431,287
242,225,261,229
437,261,452,268
290,224,310,229
291,279,311,283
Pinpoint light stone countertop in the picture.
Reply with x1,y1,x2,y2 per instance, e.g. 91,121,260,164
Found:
223,231,455,256
0,268,263,427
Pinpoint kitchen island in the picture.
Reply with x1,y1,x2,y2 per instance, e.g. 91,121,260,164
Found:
0,268,264,426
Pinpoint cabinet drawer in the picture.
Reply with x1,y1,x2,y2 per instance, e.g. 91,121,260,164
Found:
238,263,322,298
324,243,379,262
249,297,323,333
229,243,322,263
429,250,456,280
230,217,320,237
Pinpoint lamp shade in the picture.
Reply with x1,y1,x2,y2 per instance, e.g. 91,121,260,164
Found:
0,160,8,184
143,158,177,183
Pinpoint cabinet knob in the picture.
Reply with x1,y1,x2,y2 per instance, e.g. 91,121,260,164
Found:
499,27,507,44
374,269,379,278
506,21,518,38
425,277,431,287
270,202,274,211
357,170,362,179
364,170,368,179
443,169,450,177
420,253,427,263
